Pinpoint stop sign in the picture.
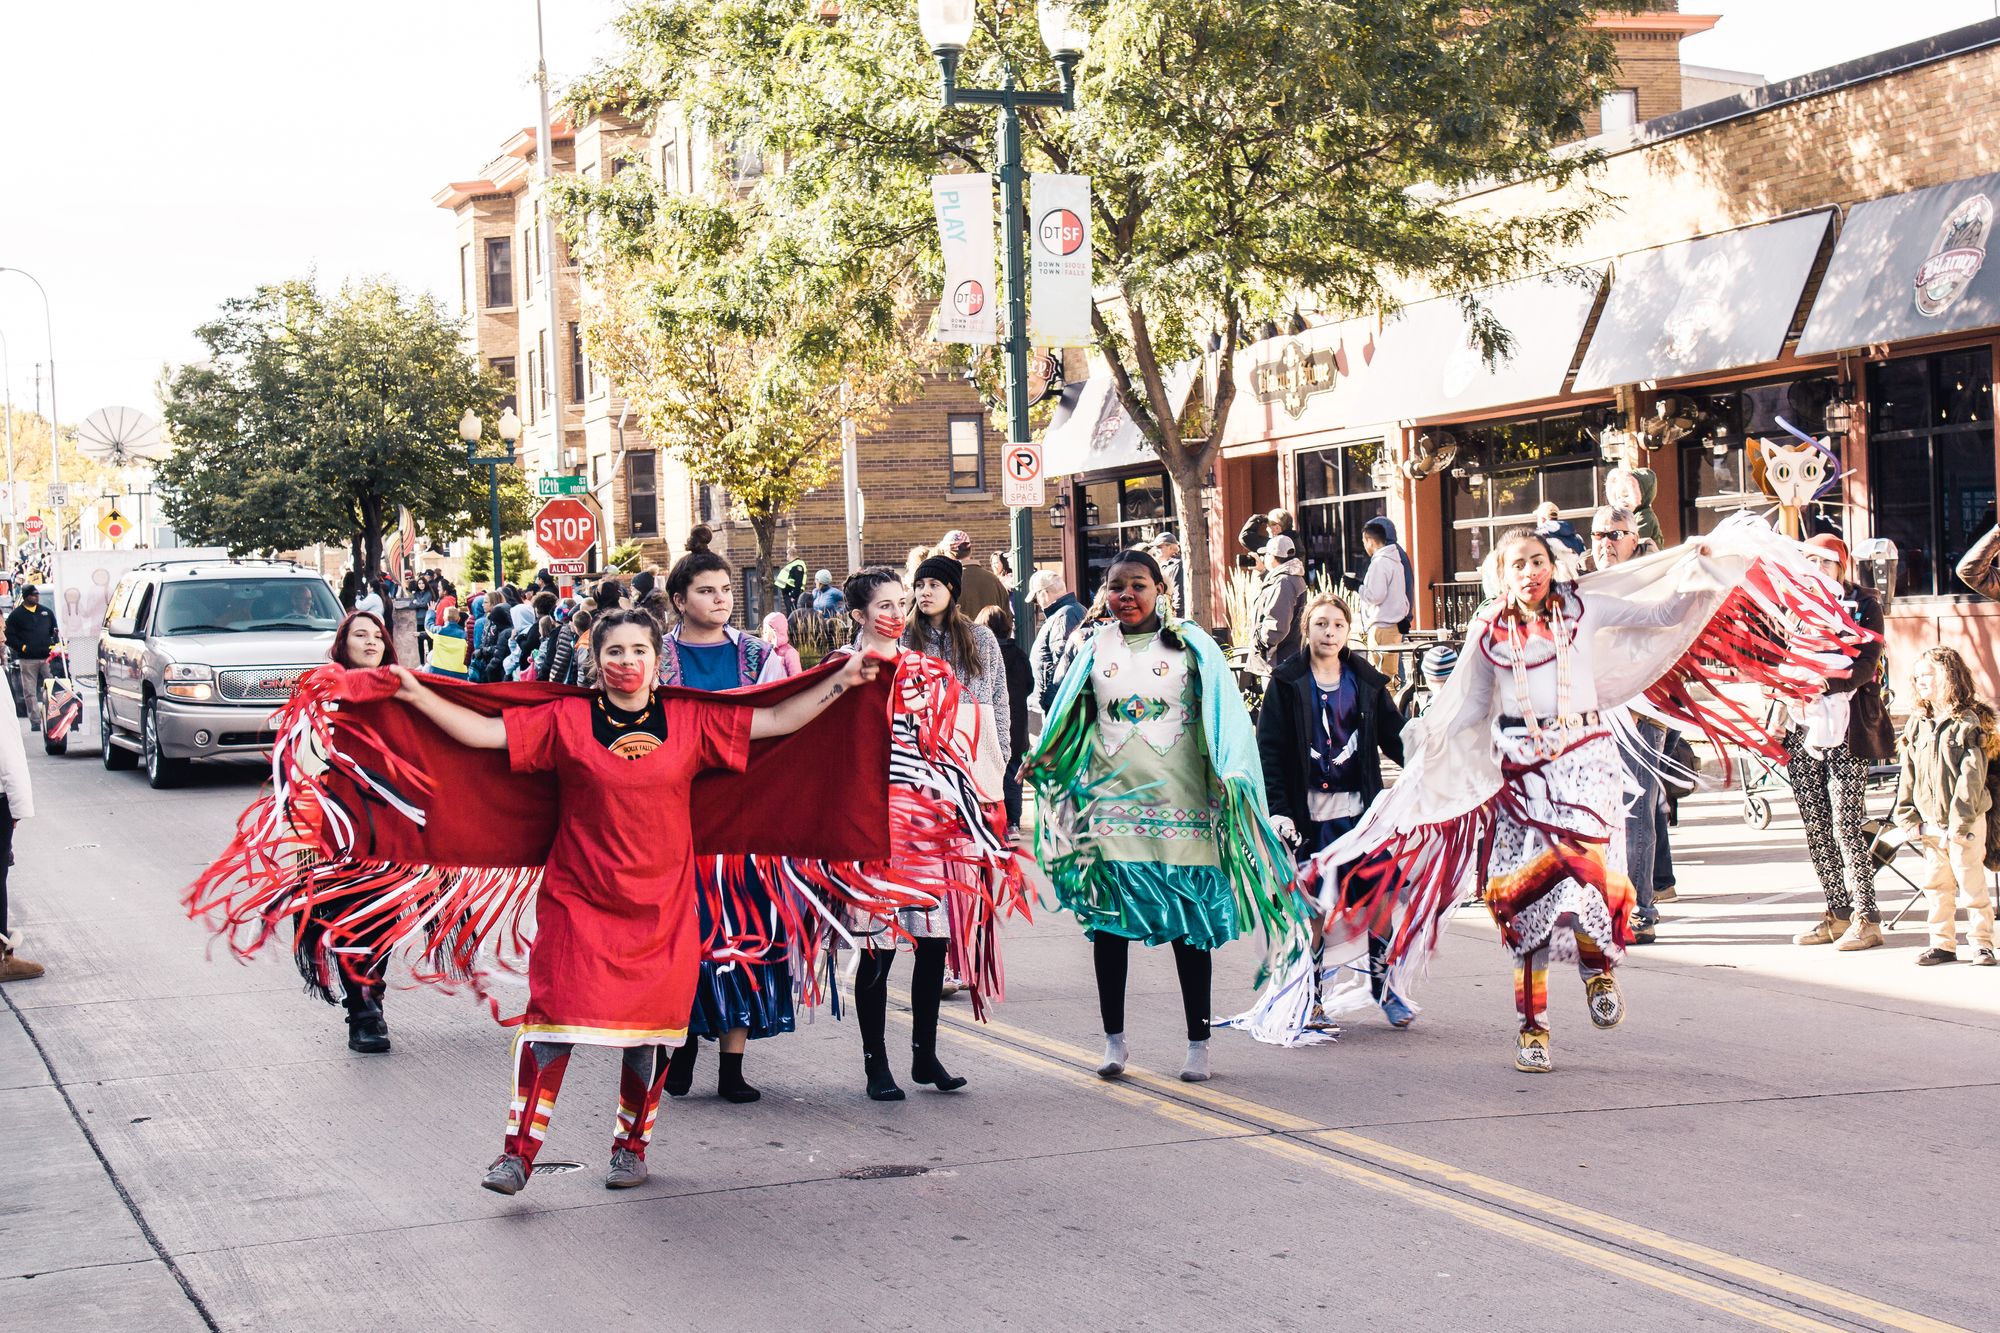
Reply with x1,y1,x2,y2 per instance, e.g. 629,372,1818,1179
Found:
534,497,598,561
24,515,43,536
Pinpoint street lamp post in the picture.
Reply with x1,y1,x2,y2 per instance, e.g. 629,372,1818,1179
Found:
917,0,1089,631
461,406,521,589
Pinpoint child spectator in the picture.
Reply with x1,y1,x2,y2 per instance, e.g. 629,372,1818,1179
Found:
427,606,470,679
1892,646,2000,966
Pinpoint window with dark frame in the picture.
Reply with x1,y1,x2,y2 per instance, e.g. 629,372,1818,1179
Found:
569,322,585,401
1294,439,1390,590
490,356,517,418
525,351,539,425
532,202,543,278
484,235,513,308
459,243,471,315
537,330,551,410
1077,472,1175,603
948,415,984,492
1867,348,1995,598
1443,406,1611,580
626,451,659,539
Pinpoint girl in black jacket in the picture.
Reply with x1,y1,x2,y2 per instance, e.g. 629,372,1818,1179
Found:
1255,593,1409,1029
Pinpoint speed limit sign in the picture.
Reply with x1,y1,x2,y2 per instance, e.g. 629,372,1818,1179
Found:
1001,442,1045,509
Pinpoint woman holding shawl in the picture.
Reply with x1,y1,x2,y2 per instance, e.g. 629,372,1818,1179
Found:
1297,514,1872,1074
826,566,1020,1100
384,609,880,1194
1027,549,1302,1084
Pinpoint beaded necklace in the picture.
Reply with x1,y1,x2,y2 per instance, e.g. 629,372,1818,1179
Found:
1502,592,1572,756
596,691,655,732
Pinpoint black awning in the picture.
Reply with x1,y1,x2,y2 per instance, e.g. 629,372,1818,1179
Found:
1574,211,1833,390
1799,171,2000,354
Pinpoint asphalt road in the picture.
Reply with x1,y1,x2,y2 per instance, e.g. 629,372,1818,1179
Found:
5,724,1997,1332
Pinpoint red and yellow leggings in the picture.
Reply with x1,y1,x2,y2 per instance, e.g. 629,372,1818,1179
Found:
1513,931,1614,1033
503,1036,673,1171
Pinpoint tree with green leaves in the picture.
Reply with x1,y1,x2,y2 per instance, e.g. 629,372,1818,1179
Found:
159,277,532,578
549,168,931,595
570,0,1632,620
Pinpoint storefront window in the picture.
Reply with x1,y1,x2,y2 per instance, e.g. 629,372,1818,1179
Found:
1444,407,1609,579
1294,439,1387,587
1678,374,1838,538
1867,349,1994,597
1077,473,1174,600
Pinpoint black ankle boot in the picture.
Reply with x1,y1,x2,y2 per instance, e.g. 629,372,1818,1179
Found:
863,1048,905,1101
345,1003,390,1054
910,1047,966,1092
664,1039,699,1097
717,1051,761,1104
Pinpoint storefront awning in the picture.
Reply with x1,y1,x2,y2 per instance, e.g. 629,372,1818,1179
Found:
1799,171,2000,354
1042,360,1198,478
1349,269,1605,422
1573,211,1833,390
1218,317,1380,449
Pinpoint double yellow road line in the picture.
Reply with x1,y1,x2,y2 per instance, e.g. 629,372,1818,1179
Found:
918,1009,1962,1333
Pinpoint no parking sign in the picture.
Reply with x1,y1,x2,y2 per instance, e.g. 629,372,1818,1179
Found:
1001,442,1045,509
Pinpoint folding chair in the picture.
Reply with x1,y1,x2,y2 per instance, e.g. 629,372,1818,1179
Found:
1863,818,2000,931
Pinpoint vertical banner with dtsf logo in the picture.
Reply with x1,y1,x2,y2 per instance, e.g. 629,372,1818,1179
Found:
932,174,997,344
1029,173,1092,345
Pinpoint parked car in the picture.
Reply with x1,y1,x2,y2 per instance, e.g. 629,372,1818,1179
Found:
97,560,339,788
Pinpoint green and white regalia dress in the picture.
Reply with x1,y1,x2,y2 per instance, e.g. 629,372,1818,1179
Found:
1029,618,1304,954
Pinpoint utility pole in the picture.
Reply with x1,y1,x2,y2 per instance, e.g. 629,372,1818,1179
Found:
0,332,16,556
534,0,567,485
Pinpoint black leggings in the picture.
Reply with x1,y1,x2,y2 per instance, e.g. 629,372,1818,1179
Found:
854,938,949,1056
0,801,12,938
1092,934,1211,1042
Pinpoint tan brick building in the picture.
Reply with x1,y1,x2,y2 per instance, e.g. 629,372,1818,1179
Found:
438,110,1053,622
1209,17,2000,693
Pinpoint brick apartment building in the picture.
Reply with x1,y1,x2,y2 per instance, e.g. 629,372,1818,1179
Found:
437,107,1054,624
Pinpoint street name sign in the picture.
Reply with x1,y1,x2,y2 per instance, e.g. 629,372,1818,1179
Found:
535,475,589,497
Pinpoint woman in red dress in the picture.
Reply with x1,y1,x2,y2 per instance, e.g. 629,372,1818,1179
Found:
389,608,882,1194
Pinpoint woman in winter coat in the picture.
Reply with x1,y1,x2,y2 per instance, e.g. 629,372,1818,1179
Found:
471,593,514,684
1241,594,1407,1034
1787,534,1896,951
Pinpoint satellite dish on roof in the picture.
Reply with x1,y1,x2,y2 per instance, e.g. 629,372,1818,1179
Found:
76,406,167,466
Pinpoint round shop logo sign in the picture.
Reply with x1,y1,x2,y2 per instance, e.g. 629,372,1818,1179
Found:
1037,208,1085,256
1913,192,1992,318
952,279,987,318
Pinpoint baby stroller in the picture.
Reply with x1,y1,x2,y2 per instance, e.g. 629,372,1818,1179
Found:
38,643,85,757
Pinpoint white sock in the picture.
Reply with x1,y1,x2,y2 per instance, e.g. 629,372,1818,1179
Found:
1096,1032,1128,1078
1180,1039,1211,1082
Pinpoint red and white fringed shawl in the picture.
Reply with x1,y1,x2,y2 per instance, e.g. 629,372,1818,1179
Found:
1300,512,1875,984
733,649,1030,1020
186,655,1024,1020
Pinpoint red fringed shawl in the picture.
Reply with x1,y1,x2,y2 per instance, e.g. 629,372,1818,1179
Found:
188,656,1025,1019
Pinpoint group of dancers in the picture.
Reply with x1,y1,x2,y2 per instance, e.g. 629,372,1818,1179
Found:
187,513,1872,1192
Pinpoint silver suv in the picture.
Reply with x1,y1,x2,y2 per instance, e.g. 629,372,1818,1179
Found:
97,560,339,787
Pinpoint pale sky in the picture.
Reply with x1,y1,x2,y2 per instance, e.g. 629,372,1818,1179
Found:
1,0,1994,425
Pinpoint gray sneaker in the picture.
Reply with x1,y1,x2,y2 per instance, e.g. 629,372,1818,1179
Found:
481,1153,529,1195
605,1148,648,1190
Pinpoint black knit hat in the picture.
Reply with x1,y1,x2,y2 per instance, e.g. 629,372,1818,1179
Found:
912,554,964,600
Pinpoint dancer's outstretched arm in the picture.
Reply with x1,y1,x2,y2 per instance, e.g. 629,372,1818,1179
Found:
750,650,886,740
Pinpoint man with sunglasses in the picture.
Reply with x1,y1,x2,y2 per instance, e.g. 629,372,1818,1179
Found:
1586,505,1666,943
